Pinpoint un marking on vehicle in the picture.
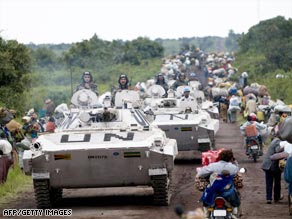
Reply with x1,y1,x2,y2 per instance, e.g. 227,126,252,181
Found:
104,132,134,141
61,134,91,143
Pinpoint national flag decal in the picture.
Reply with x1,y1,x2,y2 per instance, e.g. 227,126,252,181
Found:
124,152,141,158
54,154,71,160
181,127,192,131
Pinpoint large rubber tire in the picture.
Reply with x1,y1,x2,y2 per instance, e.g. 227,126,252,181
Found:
252,153,257,162
33,179,62,209
152,173,171,206
51,187,63,203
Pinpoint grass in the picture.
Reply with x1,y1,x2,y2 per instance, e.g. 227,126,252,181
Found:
0,165,32,207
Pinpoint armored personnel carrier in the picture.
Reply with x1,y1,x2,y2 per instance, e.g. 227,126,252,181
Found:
23,89,178,208
144,85,219,153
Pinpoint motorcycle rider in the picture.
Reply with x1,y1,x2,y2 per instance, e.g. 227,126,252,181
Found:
196,149,240,219
240,114,266,155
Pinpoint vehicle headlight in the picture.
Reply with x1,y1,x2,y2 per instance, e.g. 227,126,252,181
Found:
33,142,42,151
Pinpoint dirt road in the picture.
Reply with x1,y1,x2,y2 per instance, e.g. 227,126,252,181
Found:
0,119,291,219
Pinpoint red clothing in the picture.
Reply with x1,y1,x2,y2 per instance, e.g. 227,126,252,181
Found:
46,122,55,133
0,155,12,183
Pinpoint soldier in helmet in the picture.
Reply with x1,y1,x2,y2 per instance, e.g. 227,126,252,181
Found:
111,74,130,106
188,72,198,81
181,87,195,102
75,71,99,96
117,74,129,90
155,73,169,96
170,72,188,90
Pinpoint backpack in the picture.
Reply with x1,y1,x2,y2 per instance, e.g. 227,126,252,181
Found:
245,124,258,137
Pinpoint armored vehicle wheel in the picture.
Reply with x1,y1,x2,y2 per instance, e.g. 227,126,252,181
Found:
152,173,172,206
51,188,63,202
33,179,62,209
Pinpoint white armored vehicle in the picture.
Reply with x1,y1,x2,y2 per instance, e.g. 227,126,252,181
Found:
144,85,219,154
23,89,178,208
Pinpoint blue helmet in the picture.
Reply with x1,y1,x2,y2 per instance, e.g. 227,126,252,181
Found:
190,72,196,77
183,87,191,93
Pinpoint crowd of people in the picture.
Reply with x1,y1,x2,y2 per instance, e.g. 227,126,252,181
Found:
1,48,292,218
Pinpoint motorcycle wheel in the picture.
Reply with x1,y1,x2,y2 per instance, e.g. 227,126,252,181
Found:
252,153,257,162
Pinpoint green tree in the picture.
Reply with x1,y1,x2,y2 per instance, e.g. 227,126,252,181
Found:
237,16,292,73
225,30,240,52
0,37,32,111
63,34,112,69
123,37,164,64
31,47,59,70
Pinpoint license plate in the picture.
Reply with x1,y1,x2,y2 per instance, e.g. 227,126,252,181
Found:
251,145,258,149
213,209,227,216
32,172,50,179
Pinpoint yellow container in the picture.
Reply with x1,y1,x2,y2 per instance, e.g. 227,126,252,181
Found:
257,111,265,121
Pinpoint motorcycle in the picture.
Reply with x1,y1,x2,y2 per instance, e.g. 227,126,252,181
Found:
246,136,262,162
200,168,246,219
240,122,265,162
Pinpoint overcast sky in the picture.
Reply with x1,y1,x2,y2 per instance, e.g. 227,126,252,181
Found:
0,0,292,44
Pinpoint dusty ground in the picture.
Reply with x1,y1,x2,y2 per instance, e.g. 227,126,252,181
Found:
0,119,291,219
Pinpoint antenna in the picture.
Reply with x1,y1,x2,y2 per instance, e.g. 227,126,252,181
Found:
70,62,73,96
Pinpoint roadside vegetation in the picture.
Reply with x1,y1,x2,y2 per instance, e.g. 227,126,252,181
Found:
0,166,32,206
234,16,292,103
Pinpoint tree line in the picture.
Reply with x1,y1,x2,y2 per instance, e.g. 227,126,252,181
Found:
234,16,292,102
0,16,292,116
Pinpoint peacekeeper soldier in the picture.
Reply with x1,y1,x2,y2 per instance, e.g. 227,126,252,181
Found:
75,71,99,96
170,72,188,90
